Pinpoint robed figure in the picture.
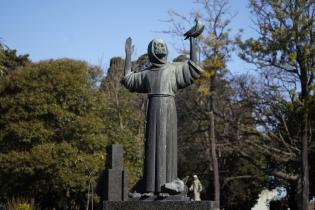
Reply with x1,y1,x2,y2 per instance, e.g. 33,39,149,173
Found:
122,37,203,194
189,175,203,201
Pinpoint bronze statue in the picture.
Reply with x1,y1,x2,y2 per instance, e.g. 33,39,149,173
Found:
122,20,204,197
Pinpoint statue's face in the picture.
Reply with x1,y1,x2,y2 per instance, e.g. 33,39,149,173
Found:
154,41,167,58
148,38,168,65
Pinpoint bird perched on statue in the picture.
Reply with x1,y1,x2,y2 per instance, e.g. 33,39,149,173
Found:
183,17,205,40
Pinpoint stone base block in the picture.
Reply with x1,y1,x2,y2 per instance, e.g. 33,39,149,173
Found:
104,169,128,201
103,201,219,210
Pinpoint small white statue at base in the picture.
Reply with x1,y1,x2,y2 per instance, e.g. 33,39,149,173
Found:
189,175,203,201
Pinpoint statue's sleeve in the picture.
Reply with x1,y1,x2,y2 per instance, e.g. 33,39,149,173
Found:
175,60,203,89
121,71,147,93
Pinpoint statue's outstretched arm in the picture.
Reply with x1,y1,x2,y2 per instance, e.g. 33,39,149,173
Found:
189,37,197,63
124,37,134,76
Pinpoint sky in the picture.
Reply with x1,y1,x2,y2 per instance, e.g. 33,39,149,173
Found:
1,0,257,74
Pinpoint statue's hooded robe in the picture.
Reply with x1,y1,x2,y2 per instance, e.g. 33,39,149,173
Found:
122,39,203,193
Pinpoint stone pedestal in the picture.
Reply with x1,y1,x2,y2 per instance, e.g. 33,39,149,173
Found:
104,169,128,201
96,145,128,203
107,144,123,170
103,201,219,210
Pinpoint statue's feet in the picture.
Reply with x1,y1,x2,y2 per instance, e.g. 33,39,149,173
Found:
142,192,154,198
129,191,156,200
158,192,170,198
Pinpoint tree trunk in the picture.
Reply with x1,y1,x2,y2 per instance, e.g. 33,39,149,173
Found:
209,75,220,206
300,66,309,210
210,110,220,205
301,109,309,210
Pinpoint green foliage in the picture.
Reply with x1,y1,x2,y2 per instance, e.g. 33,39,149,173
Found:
0,59,107,152
16,203,31,210
0,143,104,208
4,197,38,210
0,59,107,208
238,0,315,74
0,42,29,79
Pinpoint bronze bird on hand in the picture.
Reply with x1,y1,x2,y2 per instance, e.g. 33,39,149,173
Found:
184,17,205,40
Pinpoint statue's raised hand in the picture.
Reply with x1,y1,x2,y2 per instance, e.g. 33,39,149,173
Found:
125,37,134,56
124,37,133,75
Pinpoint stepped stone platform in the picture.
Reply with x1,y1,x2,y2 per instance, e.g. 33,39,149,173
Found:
103,201,219,210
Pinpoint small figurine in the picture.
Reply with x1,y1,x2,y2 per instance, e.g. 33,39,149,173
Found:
189,175,203,201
